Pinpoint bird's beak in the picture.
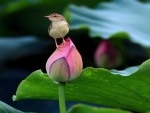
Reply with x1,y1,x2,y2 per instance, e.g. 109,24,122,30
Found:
44,16,49,18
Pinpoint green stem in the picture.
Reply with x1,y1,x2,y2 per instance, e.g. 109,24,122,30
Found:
58,82,66,113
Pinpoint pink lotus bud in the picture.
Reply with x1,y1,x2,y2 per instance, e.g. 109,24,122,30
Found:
46,38,83,82
94,40,122,69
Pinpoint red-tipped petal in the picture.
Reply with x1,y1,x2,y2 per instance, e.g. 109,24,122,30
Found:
46,38,73,75
46,38,83,82
66,46,83,81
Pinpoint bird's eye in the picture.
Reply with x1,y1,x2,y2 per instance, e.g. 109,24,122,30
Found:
53,15,57,17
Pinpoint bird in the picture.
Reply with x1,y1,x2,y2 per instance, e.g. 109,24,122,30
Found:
44,13,69,48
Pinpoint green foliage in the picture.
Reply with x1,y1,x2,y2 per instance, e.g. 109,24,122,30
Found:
0,0,101,37
1,0,150,112
13,59,150,112
66,0,150,47
0,101,33,113
68,104,131,113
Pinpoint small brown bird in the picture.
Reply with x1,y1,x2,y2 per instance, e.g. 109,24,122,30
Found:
44,13,69,48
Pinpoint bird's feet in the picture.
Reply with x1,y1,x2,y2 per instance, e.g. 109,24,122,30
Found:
58,39,67,48
56,43,64,50
54,39,62,49
56,45,60,49
54,38,67,49
62,39,67,46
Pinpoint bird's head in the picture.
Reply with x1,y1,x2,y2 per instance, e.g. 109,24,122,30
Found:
44,13,66,21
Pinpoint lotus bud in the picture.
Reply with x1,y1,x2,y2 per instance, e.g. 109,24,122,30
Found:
94,40,122,69
46,38,83,82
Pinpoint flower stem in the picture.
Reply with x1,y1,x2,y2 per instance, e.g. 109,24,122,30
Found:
58,82,66,113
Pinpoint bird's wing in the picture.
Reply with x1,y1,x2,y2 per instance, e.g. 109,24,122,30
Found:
48,23,52,33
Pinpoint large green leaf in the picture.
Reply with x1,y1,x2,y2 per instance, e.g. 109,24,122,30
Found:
68,104,132,113
66,0,150,47
13,59,150,112
0,101,33,113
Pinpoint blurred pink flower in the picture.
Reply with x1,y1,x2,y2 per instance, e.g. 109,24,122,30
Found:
46,38,83,82
94,40,122,69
